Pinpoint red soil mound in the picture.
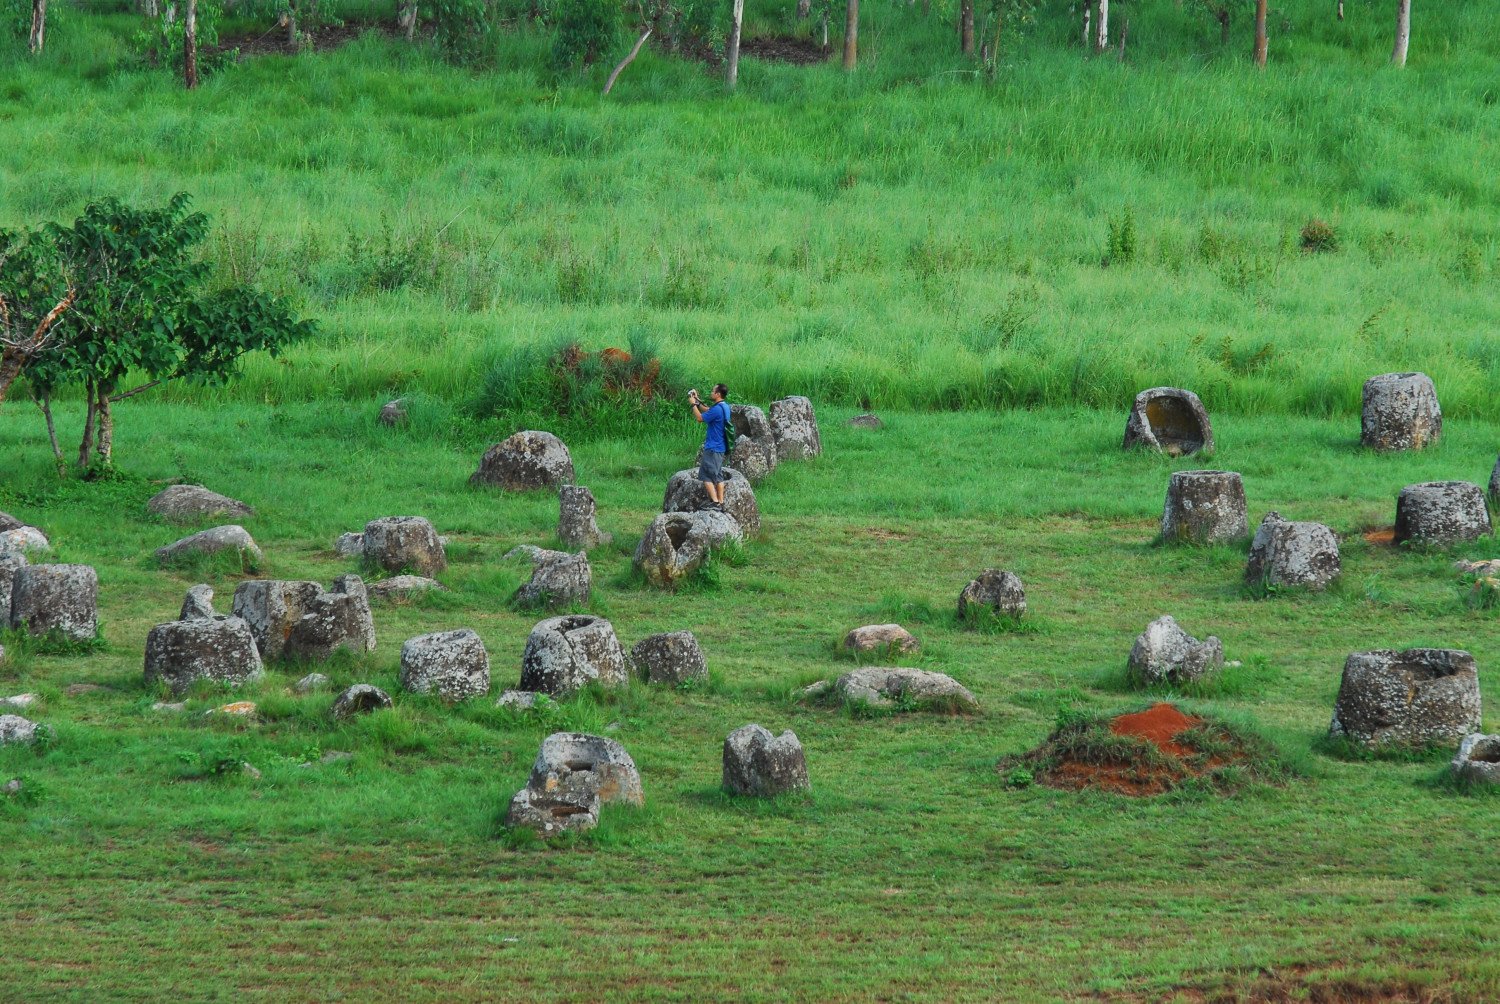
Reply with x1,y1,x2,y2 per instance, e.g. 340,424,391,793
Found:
1363,526,1396,545
1110,702,1202,757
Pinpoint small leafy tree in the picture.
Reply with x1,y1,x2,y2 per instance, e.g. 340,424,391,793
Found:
0,229,77,406
135,0,232,76
552,0,619,68
27,194,314,470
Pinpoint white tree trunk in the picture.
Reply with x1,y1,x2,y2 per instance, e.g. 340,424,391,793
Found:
1391,0,1410,66
183,0,198,88
28,0,47,54
1095,0,1108,51
726,0,744,88
1081,1,1090,48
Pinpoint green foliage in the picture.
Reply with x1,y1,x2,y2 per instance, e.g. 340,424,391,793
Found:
551,0,618,69
426,0,498,64
1104,206,1137,266
133,0,232,76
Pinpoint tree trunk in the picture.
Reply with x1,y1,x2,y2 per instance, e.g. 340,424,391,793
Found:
0,350,24,406
140,0,159,15
184,0,199,89
841,0,857,70
1337,1,1343,20
1253,0,1267,67
1391,0,1410,66
726,0,744,87
1117,16,1127,60
37,393,66,476
1082,1,1091,49
820,9,828,48
77,382,97,469
959,0,973,55
286,4,298,48
796,0,808,19
1219,9,1230,46
602,27,651,95
1095,0,1108,51
397,1,416,40
28,0,47,54
95,385,114,467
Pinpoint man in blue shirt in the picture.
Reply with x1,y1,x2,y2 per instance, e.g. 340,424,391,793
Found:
689,383,731,509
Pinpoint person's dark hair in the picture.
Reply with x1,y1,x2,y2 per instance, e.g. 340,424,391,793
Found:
712,383,728,399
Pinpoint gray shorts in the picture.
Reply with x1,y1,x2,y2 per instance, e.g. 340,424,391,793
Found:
698,450,726,484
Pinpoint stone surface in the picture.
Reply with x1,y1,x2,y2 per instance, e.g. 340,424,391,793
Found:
1394,481,1492,547
1245,512,1341,590
0,694,37,710
1126,615,1224,687
631,631,707,685
1123,387,1214,456
367,575,445,600
9,564,98,641
519,615,628,697
282,576,377,662
1160,470,1249,544
722,724,810,797
0,512,21,533
295,672,331,693
513,549,592,610
768,395,822,462
0,715,39,746
1451,734,1500,787
558,485,611,550
240,762,262,780
152,701,187,712
848,413,884,430
843,624,919,655
1330,648,1481,748
378,399,407,427
146,484,255,524
957,570,1027,621
399,629,490,701
210,701,257,716
832,667,979,713
0,550,26,625
334,532,365,557
1361,372,1442,451
2,778,22,796
330,684,393,719
728,404,779,482
1456,559,1500,577
231,580,323,661
470,430,574,491
155,525,262,567
632,510,744,589
497,689,543,710
1490,454,1500,502
144,616,265,696
662,467,760,536
362,516,447,577
0,526,50,555
505,732,643,836
180,584,216,620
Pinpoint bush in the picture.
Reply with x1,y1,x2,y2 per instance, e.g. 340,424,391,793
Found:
428,0,498,65
1300,218,1339,254
552,0,619,69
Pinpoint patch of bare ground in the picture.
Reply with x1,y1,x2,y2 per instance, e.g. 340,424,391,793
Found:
217,21,401,59
741,36,829,65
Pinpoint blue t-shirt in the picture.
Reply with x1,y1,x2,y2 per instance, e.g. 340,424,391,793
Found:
702,401,730,454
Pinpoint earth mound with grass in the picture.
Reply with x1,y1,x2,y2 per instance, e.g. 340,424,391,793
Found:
1003,703,1286,797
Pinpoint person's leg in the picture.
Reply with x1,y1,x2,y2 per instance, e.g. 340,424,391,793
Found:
714,481,728,505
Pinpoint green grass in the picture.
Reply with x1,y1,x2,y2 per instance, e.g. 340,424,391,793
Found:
2,401,1500,999
3,2,1500,418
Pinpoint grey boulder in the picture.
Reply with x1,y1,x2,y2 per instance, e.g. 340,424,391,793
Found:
470,430,574,491
155,525,262,568
631,631,707,685
832,667,979,713
506,732,643,836
1451,734,1500,787
9,564,98,642
768,395,822,462
662,467,760,537
1245,512,1341,590
957,569,1027,621
362,516,446,577
232,580,323,661
633,510,743,589
512,549,591,610
180,584,217,620
1394,481,1492,547
1126,615,1223,687
558,485,611,550
399,629,490,701
848,413,883,430
1361,372,1441,451
295,672,331,693
146,485,254,525
367,575,445,600
330,684,393,719
0,526,49,555
0,550,26,624
144,614,264,696
282,576,377,662
334,532,365,557
519,615,628,697
0,715,39,746
723,724,809,797
1330,648,1481,748
378,399,407,427
728,404,779,482
1123,387,1214,456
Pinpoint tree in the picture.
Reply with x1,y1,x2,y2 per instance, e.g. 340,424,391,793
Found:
28,0,46,53
1391,0,1410,66
30,195,313,469
960,0,974,55
726,0,744,87
1095,0,1107,51
1201,0,1230,46
0,230,76,406
842,0,856,69
184,0,198,87
1252,0,1267,66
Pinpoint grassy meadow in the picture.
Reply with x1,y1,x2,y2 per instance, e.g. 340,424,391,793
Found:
4,0,1500,999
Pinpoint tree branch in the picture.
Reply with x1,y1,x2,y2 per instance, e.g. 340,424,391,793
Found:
109,379,163,402
603,28,652,96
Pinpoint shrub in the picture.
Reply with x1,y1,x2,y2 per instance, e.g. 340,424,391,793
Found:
1299,218,1339,254
552,0,619,69
429,0,498,65
1104,207,1137,266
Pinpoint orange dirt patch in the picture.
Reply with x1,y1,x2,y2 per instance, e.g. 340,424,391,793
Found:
1363,526,1396,545
1111,702,1202,757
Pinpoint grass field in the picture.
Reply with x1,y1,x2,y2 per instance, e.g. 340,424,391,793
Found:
3,400,1499,1000
4,0,1500,998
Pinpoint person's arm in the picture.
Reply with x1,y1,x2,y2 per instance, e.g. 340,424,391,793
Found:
690,391,706,423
